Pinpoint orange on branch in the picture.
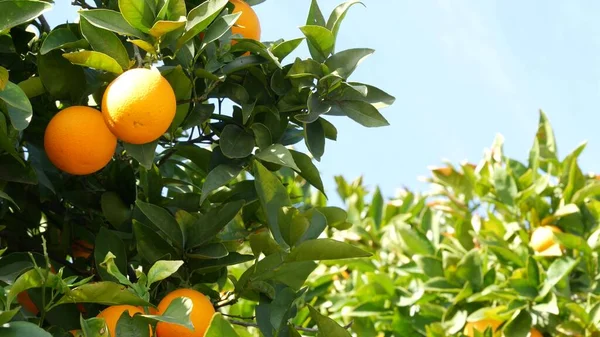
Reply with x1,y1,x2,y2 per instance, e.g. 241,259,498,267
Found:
156,289,215,337
530,328,543,337
530,225,563,256
230,0,261,42
44,106,117,175
102,68,176,145
463,319,502,337
97,305,145,337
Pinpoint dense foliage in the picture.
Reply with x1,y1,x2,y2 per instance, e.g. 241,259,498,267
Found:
301,112,600,337
0,0,395,336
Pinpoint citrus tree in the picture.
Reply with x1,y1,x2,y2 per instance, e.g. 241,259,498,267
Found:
301,112,600,337
0,0,395,336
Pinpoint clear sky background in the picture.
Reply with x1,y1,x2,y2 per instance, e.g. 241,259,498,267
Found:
45,1,600,203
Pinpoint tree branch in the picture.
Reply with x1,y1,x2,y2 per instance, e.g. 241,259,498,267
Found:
176,80,221,105
133,45,143,67
38,15,50,33
71,0,95,9
229,319,354,333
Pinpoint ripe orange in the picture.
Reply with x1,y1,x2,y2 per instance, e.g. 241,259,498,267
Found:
70,330,83,337
102,68,176,144
530,328,543,337
97,305,144,337
44,106,117,175
72,240,94,260
156,289,215,337
530,226,563,256
230,0,261,41
464,319,502,337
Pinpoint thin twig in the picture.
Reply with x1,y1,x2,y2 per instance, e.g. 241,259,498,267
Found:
133,45,143,67
229,319,354,333
221,313,255,320
215,297,238,309
38,15,50,33
176,80,221,105
71,0,95,9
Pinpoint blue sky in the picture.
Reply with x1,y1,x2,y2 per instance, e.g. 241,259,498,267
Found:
45,1,600,203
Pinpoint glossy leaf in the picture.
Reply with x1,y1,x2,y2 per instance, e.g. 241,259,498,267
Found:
63,51,124,74
0,82,33,131
79,9,146,38
0,0,52,33
286,238,371,261
80,17,130,69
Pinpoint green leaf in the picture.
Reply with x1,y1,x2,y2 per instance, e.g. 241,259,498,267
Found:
0,82,32,131
308,306,351,337
296,91,331,123
271,38,304,61
187,243,229,259
142,297,194,330
156,0,186,21
0,190,19,210
40,28,87,55
0,321,52,337
79,9,146,38
397,225,434,255
0,307,20,326
63,51,124,74
494,166,517,207
200,164,242,204
101,191,131,228
456,250,483,289
124,140,158,169
184,200,244,249
286,238,371,261
7,268,56,307
369,187,384,228
0,0,52,33
200,12,241,48
205,313,240,337
503,310,532,337
17,77,45,98
325,48,374,79
536,110,559,172
55,281,152,306
99,252,132,286
334,100,389,127
95,227,128,283
136,200,184,249
304,120,325,161
147,260,184,286
326,0,363,52
251,123,272,150
118,0,155,33
177,0,229,49
80,17,130,70
254,161,290,247
0,66,7,90
129,39,156,54
539,257,579,298
81,316,110,337
38,50,86,101
149,18,186,37
220,124,255,159
255,144,300,171
289,149,325,194
306,0,325,27
116,310,150,337
554,232,591,255
572,181,600,204
341,82,395,109
299,25,334,62
162,66,192,132
133,221,180,264
0,113,23,165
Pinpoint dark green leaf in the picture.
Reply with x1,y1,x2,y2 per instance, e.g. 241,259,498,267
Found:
200,165,243,203
0,82,32,130
220,124,255,159
304,120,325,161
251,123,272,150
40,28,85,55
133,221,180,264
0,0,52,32
116,310,150,337
326,0,363,52
79,9,146,38
503,310,532,337
325,48,374,79
147,260,184,286
177,0,229,48
0,321,52,337
95,227,128,283
101,191,131,228
205,313,240,337
334,100,388,127
254,161,290,247
136,200,184,249
185,200,244,249
255,144,300,171
124,141,157,169
308,306,351,337
80,17,130,69
200,12,241,48
299,25,334,62
38,50,86,101
289,149,325,194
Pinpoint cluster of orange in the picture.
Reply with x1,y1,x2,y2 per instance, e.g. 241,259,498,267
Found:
67,289,215,337
44,0,261,175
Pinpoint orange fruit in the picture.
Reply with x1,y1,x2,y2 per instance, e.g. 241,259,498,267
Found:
464,319,502,337
156,289,215,337
530,226,563,256
530,328,543,337
70,330,83,337
230,0,261,41
44,106,117,175
102,68,176,144
17,291,40,315
97,305,145,337
71,240,94,260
